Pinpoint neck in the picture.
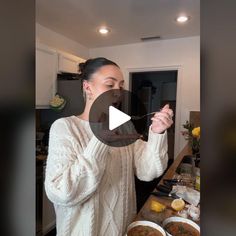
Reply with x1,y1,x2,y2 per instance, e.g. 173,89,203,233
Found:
78,101,92,121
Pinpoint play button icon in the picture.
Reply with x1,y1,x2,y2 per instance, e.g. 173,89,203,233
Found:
89,89,147,147
109,106,131,130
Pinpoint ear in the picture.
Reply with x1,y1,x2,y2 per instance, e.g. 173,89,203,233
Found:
83,80,92,95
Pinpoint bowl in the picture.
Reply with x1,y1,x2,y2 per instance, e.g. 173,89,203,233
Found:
50,100,67,112
126,220,166,236
162,216,200,236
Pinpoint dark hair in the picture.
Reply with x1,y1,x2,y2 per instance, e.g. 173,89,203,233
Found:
78,57,119,81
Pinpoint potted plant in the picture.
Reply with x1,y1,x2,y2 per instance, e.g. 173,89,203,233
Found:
182,121,200,166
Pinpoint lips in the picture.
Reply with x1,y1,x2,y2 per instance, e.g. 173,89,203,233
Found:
112,102,118,107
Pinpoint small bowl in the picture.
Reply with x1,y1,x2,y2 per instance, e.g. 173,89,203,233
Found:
50,100,67,112
126,220,166,236
162,217,200,236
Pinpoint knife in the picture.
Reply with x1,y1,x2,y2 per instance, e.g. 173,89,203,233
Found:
156,184,172,193
151,191,179,199
163,179,180,186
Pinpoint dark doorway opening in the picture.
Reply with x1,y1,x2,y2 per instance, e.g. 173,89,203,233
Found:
130,70,178,211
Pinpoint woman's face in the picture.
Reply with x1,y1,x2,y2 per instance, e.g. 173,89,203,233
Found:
83,65,125,102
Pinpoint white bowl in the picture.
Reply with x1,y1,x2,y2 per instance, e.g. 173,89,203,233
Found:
126,220,166,236
162,216,200,236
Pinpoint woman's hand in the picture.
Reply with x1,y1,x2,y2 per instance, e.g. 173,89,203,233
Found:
151,104,174,134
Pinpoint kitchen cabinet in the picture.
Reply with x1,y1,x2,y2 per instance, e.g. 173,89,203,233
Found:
36,44,57,108
36,158,56,235
42,164,56,235
36,43,85,108
36,160,43,236
58,51,85,73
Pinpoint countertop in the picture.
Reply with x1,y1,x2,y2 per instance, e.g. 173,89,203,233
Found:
134,145,200,224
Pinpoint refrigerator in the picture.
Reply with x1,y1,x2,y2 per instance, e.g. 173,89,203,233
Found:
56,72,85,118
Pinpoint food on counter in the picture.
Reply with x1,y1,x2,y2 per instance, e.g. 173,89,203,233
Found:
127,225,164,236
177,209,188,218
50,94,65,107
150,200,166,213
171,198,185,211
164,222,200,236
50,94,67,111
187,205,200,221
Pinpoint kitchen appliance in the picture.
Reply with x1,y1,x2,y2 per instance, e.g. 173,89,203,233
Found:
56,72,85,117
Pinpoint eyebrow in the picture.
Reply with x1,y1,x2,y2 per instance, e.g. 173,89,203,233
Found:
104,77,124,83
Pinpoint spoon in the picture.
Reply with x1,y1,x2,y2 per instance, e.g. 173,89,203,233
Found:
131,112,157,120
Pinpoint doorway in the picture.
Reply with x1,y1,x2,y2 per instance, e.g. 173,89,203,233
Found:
130,70,178,211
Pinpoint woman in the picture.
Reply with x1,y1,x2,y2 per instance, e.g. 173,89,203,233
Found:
45,57,173,236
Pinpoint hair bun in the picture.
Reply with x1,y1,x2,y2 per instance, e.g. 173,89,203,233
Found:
78,58,118,81
78,62,85,75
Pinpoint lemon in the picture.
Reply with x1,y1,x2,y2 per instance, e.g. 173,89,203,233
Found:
150,200,166,212
171,198,185,211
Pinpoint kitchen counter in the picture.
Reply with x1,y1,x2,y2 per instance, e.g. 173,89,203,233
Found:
133,144,199,224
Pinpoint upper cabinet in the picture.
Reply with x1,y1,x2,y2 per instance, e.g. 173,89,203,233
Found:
36,43,85,108
36,44,57,108
58,52,85,74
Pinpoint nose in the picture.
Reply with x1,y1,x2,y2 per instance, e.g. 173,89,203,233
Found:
112,89,121,98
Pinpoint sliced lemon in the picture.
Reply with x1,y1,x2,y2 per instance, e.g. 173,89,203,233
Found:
150,200,166,212
171,198,185,211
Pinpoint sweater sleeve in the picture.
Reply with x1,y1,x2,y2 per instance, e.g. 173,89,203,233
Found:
133,126,168,181
44,118,109,207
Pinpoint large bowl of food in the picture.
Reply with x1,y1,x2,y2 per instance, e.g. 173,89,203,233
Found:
126,220,166,236
162,217,200,236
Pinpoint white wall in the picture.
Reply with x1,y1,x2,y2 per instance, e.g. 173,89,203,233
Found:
36,23,89,59
90,36,200,157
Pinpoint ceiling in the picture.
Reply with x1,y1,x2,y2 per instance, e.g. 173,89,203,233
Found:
36,0,200,48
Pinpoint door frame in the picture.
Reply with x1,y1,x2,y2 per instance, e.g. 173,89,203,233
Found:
125,65,183,158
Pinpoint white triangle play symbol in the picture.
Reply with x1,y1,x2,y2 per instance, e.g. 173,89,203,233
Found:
109,106,131,131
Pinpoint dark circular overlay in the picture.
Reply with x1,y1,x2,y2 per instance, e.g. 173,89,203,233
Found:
89,89,147,147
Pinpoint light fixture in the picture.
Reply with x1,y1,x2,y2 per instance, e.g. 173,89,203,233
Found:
176,15,189,23
98,27,110,35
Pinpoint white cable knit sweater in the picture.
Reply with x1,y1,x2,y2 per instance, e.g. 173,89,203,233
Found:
45,115,168,236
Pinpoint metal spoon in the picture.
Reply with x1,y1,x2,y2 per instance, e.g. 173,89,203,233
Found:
131,112,157,120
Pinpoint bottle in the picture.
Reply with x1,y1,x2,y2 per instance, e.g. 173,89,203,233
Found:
195,168,200,191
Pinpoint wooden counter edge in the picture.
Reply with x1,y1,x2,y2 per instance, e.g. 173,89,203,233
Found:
159,144,191,185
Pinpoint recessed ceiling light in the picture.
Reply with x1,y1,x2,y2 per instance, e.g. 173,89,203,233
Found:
176,15,189,23
98,27,110,35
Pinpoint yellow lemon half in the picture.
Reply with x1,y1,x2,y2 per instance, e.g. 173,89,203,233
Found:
171,199,185,211
150,200,166,213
